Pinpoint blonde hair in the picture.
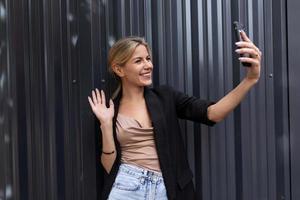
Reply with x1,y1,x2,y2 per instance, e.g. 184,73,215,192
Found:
108,36,152,99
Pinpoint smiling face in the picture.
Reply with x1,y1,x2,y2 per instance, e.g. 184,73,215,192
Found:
113,45,153,88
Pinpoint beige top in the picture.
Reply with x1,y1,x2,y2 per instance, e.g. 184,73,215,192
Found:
116,113,161,172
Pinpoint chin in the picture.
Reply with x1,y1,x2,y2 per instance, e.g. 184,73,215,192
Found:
140,80,152,86
138,77,152,86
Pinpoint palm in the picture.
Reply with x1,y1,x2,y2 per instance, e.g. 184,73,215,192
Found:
88,89,114,124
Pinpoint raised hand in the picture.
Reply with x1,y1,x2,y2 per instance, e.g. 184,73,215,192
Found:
235,31,262,82
88,89,114,125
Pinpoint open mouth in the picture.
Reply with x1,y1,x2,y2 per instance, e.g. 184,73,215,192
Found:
140,72,152,78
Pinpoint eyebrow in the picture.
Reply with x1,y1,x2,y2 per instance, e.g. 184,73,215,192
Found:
132,55,150,60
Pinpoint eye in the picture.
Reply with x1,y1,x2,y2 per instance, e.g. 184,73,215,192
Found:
146,57,151,61
135,59,141,63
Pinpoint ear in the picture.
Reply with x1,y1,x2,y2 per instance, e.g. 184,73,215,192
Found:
112,64,125,77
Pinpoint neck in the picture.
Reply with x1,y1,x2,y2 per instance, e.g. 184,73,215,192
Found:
121,84,145,102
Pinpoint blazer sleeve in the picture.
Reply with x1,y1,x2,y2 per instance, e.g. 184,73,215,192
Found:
170,86,216,126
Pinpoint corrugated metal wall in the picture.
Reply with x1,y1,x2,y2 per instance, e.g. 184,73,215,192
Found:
0,0,295,200
287,0,300,199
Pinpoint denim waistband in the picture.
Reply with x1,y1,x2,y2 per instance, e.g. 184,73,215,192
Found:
119,163,163,183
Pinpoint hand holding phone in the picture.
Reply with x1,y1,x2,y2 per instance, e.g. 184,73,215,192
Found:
233,21,252,67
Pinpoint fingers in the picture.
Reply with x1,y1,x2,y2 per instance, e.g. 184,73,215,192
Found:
235,41,256,49
238,57,260,66
88,96,95,108
109,99,115,112
88,89,108,106
240,31,262,56
240,31,263,57
236,48,256,55
236,41,262,60
240,31,251,42
101,90,106,105
96,88,101,104
109,99,114,107
92,90,98,104
235,48,261,60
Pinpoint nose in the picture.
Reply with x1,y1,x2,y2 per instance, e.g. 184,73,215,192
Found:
144,59,153,70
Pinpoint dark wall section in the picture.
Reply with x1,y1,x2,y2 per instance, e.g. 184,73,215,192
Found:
0,0,296,200
288,0,300,199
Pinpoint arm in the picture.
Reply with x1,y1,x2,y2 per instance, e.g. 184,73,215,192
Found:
207,31,262,123
88,89,116,173
207,78,257,122
172,87,216,126
100,122,116,173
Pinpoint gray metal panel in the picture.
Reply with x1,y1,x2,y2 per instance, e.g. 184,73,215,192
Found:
0,1,19,200
288,0,300,199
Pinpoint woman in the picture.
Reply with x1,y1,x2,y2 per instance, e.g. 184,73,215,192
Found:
88,32,261,200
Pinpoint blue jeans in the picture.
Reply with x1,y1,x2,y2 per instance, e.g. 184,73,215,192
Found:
108,163,168,200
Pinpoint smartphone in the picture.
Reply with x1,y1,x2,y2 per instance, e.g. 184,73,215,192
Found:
233,21,251,67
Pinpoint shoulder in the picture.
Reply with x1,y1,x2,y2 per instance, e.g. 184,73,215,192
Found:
147,85,190,102
149,85,189,101
145,85,177,105
149,84,176,95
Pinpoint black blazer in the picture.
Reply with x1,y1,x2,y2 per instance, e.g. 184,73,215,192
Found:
100,85,215,200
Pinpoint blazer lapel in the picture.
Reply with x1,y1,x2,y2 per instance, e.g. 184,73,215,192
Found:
144,87,168,157
144,87,176,198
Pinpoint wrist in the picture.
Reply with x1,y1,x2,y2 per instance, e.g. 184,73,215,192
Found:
100,121,112,129
244,77,259,86
102,149,115,155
